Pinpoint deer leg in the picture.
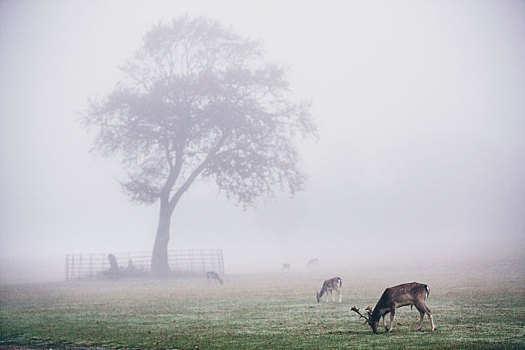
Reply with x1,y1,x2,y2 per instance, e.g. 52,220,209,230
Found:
331,290,335,302
416,307,425,331
382,311,390,330
388,308,396,332
424,305,436,331
429,314,435,331
338,289,342,303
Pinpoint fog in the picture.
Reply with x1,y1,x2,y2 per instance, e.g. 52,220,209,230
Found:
1,0,524,284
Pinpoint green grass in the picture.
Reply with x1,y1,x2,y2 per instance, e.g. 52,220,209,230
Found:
1,263,524,349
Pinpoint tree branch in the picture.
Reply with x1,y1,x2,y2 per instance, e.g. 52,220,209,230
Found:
168,131,228,211
162,142,183,200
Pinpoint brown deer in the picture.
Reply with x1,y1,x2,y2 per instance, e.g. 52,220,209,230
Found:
206,271,223,285
316,277,342,303
351,282,435,333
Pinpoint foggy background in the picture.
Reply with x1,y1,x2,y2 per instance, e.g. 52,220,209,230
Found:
1,0,524,283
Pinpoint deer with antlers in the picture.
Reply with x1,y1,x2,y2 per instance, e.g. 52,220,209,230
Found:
351,282,435,333
316,277,342,303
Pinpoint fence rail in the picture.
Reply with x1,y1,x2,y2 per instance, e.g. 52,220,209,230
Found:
65,249,224,281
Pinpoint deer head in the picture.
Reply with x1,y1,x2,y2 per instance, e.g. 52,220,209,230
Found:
351,306,377,332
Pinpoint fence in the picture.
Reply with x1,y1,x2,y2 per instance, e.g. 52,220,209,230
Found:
65,249,225,281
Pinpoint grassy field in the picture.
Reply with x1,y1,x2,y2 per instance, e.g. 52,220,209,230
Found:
1,261,524,349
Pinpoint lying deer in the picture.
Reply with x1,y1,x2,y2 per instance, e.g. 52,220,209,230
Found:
351,282,435,333
206,271,223,285
316,277,342,303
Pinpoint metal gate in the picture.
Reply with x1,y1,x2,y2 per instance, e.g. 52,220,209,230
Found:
65,249,224,281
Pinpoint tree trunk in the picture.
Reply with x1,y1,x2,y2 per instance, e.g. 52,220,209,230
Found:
151,200,172,275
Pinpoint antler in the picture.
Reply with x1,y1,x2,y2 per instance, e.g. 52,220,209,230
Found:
351,306,370,325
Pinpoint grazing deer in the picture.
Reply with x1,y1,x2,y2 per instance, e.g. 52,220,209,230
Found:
206,271,223,285
306,258,319,268
351,282,435,333
316,277,342,303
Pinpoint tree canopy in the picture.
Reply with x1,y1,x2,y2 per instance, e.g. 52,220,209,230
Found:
83,16,316,273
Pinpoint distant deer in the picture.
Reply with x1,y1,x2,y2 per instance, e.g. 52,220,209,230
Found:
351,282,435,333
281,263,291,271
306,258,319,268
316,277,342,303
206,271,223,285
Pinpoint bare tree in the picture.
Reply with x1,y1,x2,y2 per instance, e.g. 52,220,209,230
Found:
83,16,316,275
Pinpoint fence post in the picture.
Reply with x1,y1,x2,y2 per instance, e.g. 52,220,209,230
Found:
200,249,206,274
65,255,69,282
79,254,83,280
89,254,93,279
219,250,225,276
191,250,194,274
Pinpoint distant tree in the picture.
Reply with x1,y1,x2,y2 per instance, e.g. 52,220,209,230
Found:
83,16,316,275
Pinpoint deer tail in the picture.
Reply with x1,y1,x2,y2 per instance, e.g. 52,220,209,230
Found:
425,285,430,299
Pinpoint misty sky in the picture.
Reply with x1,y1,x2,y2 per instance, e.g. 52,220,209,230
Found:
1,0,524,280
